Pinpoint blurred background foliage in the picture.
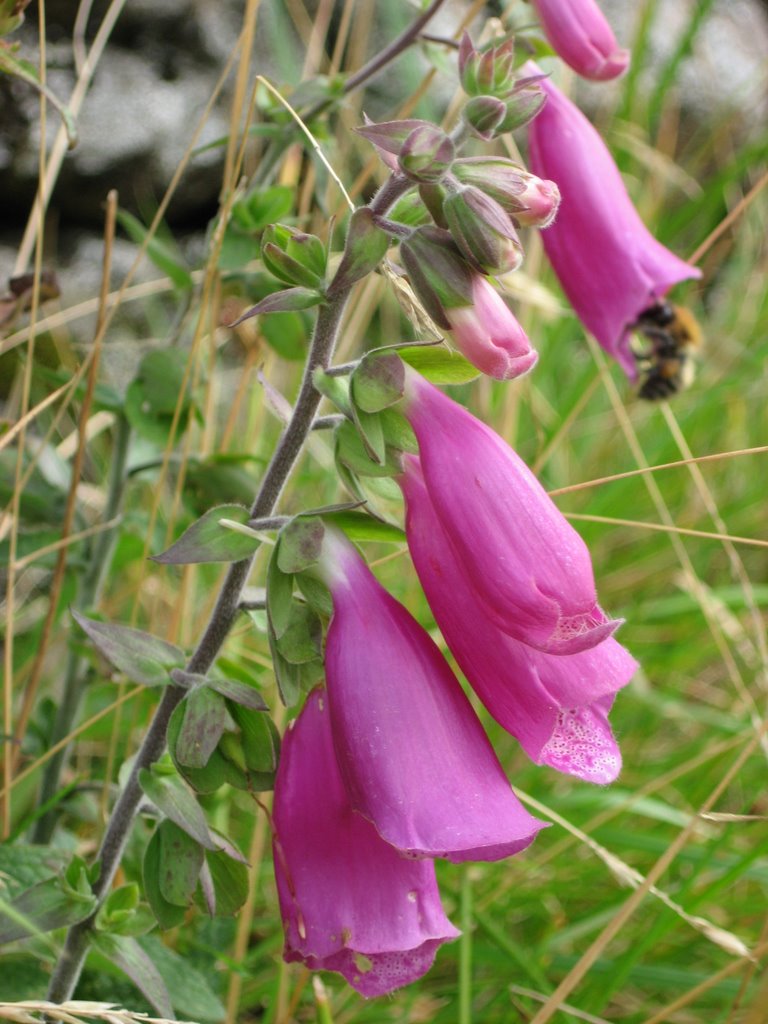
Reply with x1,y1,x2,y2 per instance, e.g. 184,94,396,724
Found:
1,0,767,1021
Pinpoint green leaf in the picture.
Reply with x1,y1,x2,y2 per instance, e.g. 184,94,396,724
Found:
321,510,405,543
0,875,96,944
138,768,217,849
0,845,70,900
173,687,229,769
231,286,323,324
199,848,249,918
143,826,186,929
261,311,309,361
152,504,260,565
277,516,325,573
117,209,193,291
398,344,480,384
94,933,174,1019
170,668,268,711
158,821,205,907
138,934,226,1022
72,611,184,687
267,541,295,638
275,602,322,665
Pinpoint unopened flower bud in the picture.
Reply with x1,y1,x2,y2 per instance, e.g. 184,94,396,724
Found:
400,226,474,328
398,125,455,183
462,95,508,139
443,185,523,275
452,157,561,228
459,32,516,99
496,74,547,132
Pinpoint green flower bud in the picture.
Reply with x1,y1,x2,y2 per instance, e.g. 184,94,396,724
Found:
443,186,523,276
398,125,455,183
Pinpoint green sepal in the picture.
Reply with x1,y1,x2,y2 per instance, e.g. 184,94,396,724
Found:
143,827,186,930
138,768,217,850
157,821,205,908
312,367,353,416
379,407,418,453
335,420,403,478
327,208,389,296
267,541,294,639
295,571,334,617
274,602,322,665
277,516,325,573
167,703,246,794
173,687,230,769
262,224,326,287
351,405,386,464
198,849,249,918
351,352,406,413
229,704,280,775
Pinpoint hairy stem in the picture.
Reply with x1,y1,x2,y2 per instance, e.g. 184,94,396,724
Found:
46,174,412,1004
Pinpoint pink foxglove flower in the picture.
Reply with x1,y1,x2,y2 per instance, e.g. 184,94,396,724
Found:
529,0,629,81
403,373,621,655
321,532,546,863
446,275,538,380
527,67,701,378
401,457,637,783
273,689,459,996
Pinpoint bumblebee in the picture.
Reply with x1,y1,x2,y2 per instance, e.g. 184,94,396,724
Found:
631,300,702,400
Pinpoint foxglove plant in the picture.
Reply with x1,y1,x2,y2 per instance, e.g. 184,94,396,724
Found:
401,372,621,655
273,688,460,995
319,530,546,862
527,66,701,377
40,14,648,1009
400,457,637,783
529,0,630,81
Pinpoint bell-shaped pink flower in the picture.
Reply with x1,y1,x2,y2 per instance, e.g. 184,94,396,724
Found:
446,275,538,380
529,0,629,81
403,373,621,655
321,532,546,863
273,689,460,996
527,67,701,378
401,457,637,783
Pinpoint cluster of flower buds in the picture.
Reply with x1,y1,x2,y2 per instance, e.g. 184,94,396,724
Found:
355,36,563,382
270,365,635,994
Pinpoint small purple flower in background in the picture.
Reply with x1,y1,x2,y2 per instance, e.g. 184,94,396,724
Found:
320,531,546,863
402,373,621,656
401,457,637,784
529,0,630,81
273,689,460,997
527,66,701,378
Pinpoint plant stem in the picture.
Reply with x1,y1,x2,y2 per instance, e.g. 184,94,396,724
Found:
46,174,412,1004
